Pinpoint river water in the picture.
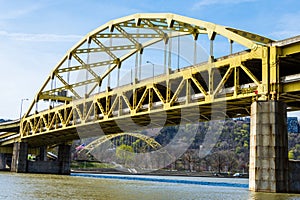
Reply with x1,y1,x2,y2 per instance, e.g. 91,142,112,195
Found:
0,172,300,200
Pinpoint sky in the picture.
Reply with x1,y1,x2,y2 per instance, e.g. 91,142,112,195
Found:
0,0,300,119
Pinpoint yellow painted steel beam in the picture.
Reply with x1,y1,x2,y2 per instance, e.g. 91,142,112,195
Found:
91,37,118,60
24,13,268,118
282,81,300,93
80,132,161,155
96,33,161,38
240,65,260,86
225,28,274,44
213,67,234,97
281,42,300,56
75,44,136,54
0,120,20,132
20,49,266,139
0,132,18,140
18,13,300,146
71,53,100,79
0,132,20,146
57,60,114,73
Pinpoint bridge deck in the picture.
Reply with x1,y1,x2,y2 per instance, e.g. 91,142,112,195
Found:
1,33,300,147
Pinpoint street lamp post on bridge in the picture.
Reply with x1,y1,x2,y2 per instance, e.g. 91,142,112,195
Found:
20,98,29,120
146,61,155,81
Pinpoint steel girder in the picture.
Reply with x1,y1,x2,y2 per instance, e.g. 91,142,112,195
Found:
80,132,161,155
23,13,272,118
21,48,264,141
18,13,300,146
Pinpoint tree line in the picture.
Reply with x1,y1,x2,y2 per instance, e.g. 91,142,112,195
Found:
73,118,300,174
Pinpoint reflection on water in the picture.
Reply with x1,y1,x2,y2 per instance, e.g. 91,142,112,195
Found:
0,172,300,200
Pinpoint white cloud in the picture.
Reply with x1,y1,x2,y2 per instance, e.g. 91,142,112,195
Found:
0,4,43,20
193,0,257,9
0,30,82,42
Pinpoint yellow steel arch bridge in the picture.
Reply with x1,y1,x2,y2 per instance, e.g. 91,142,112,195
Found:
80,132,162,155
0,13,300,148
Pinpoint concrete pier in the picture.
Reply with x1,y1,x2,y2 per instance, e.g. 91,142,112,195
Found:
11,142,28,173
249,101,289,192
0,153,6,170
58,144,71,175
27,144,71,174
10,142,71,174
288,160,300,193
38,146,47,161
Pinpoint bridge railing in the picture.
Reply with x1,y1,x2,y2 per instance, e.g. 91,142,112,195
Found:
20,47,264,141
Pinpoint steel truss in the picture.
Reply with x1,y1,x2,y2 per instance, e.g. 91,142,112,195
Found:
80,132,161,155
17,13,300,146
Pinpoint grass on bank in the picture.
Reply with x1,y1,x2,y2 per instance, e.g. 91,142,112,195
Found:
71,161,115,169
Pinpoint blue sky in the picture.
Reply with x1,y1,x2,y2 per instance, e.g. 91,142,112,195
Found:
0,0,300,119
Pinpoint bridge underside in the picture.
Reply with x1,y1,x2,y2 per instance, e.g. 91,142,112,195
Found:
279,51,300,110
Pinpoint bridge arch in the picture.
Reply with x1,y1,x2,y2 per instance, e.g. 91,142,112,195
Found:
79,132,162,155
24,13,273,117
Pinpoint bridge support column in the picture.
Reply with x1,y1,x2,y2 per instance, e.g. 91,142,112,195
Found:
0,153,6,170
38,146,47,161
11,142,28,173
249,101,288,192
58,144,71,175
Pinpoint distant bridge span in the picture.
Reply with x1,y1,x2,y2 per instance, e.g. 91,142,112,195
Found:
0,13,300,192
81,132,162,154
